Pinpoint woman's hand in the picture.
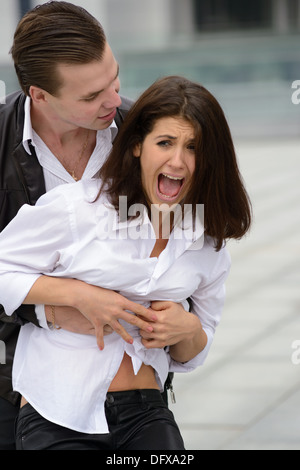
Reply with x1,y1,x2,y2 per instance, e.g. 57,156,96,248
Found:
139,301,207,363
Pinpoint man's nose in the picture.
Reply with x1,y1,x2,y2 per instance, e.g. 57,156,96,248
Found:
103,84,122,109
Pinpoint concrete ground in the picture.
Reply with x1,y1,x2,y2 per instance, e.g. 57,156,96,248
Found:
169,137,300,451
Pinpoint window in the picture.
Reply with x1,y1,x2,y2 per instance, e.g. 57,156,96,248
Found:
193,0,272,31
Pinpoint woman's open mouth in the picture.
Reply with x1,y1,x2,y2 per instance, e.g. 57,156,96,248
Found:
157,173,185,202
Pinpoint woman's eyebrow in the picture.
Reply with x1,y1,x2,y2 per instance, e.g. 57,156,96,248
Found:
156,135,176,140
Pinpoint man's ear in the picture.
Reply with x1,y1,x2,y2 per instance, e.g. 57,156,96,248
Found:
29,86,49,104
133,143,142,158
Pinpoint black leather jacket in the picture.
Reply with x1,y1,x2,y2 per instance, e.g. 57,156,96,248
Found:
0,91,132,404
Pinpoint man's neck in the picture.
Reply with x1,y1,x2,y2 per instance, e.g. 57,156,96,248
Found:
29,99,98,182
30,100,86,147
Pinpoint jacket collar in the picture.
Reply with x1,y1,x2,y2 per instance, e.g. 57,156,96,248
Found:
11,92,46,205
22,96,33,154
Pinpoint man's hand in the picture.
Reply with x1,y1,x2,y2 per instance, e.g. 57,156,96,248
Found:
73,284,157,351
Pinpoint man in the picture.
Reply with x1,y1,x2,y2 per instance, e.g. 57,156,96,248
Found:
0,1,183,450
0,1,141,450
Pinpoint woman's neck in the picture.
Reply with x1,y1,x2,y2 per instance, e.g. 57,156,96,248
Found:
150,204,174,241
150,238,168,258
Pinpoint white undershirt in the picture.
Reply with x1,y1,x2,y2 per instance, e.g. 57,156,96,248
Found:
22,96,117,192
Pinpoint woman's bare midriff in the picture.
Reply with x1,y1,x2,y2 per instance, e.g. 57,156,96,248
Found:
20,353,159,408
108,353,159,392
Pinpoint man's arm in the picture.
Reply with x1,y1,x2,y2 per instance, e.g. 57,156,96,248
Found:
44,305,114,336
23,275,157,351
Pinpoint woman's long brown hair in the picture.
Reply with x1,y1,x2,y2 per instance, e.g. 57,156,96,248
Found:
99,76,252,251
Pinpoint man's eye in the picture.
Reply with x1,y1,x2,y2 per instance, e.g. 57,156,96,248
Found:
84,96,97,102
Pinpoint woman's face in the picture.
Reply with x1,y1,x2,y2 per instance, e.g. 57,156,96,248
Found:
134,116,196,207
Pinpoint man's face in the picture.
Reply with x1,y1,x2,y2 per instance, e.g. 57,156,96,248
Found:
43,42,122,131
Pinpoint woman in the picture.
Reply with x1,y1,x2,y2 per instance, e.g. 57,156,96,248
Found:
0,76,251,450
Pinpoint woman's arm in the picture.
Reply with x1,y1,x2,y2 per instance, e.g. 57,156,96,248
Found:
24,276,157,351
140,247,231,365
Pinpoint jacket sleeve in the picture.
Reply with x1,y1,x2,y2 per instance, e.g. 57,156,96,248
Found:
0,304,39,326
0,91,46,326
115,95,134,131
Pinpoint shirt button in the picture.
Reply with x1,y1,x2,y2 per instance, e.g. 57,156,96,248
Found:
106,394,114,404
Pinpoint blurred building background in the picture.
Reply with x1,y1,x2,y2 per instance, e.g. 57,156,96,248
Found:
1,0,300,139
0,0,300,450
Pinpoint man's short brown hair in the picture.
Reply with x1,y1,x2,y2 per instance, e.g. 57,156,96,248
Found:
10,1,106,96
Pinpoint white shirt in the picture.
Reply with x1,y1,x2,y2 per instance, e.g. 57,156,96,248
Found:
23,97,117,191
0,180,230,434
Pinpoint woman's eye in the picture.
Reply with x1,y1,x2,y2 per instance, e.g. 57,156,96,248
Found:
187,142,196,151
157,140,171,147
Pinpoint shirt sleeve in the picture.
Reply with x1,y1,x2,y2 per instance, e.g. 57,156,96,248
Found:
169,245,231,373
0,186,76,316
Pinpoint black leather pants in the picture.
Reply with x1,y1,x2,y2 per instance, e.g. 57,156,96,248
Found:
0,397,19,450
15,389,185,450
